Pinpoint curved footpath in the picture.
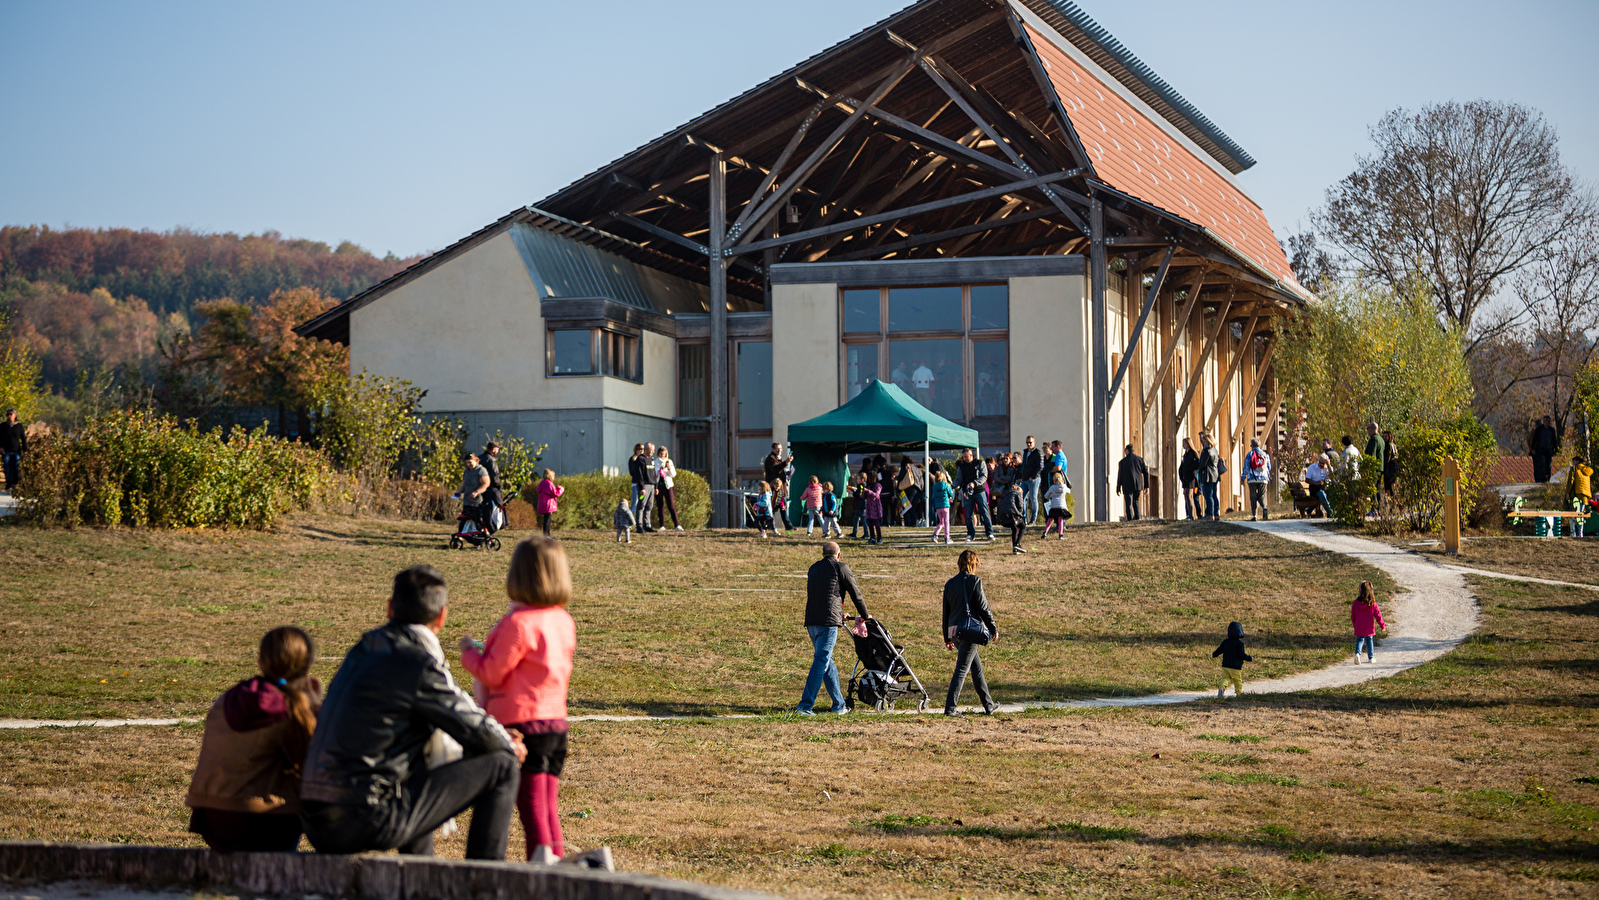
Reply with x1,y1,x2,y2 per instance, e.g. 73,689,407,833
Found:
0,520,1488,728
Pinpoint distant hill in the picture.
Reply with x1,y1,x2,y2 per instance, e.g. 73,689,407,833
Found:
0,225,418,317
0,225,420,393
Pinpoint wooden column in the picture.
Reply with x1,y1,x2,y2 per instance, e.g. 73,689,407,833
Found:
1089,196,1109,523
1159,286,1178,518
707,153,731,528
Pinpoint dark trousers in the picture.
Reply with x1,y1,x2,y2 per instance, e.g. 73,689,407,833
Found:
963,492,993,539
1248,482,1268,518
1009,520,1025,549
1122,491,1141,521
2,451,19,491
302,750,518,860
656,486,679,528
1534,453,1553,483
189,807,302,852
539,513,552,536
945,639,993,713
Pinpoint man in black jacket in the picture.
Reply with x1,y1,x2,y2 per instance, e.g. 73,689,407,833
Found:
301,565,525,859
1,409,24,492
1116,444,1148,521
479,441,503,507
956,448,993,542
1532,416,1558,483
635,441,659,532
797,542,869,715
1018,435,1042,525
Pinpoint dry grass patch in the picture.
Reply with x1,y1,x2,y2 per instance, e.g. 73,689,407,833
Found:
1373,528,1599,586
0,516,1384,719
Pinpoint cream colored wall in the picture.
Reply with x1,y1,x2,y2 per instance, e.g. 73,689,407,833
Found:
1009,274,1093,515
349,229,673,419
771,282,841,447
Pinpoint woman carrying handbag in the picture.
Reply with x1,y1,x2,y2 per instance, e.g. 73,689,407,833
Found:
941,549,998,717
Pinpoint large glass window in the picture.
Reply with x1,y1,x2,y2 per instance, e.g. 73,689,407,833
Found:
974,340,1008,417
971,284,1009,330
738,437,774,471
889,339,963,421
845,344,878,399
888,286,961,332
550,329,592,375
736,341,772,431
843,289,880,333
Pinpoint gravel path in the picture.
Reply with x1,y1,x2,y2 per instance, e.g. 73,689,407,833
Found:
0,519,1484,728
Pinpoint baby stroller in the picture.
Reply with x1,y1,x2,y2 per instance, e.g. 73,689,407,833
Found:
449,499,504,551
844,616,930,712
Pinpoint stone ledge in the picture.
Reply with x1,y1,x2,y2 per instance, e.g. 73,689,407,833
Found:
0,842,776,900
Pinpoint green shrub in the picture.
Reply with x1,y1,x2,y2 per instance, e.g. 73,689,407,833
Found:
16,410,325,529
521,469,711,530
1324,454,1384,526
1393,416,1497,531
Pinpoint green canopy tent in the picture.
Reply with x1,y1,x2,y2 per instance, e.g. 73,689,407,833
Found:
784,380,980,529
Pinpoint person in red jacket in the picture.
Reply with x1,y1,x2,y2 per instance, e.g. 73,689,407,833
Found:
460,537,577,864
1351,580,1387,664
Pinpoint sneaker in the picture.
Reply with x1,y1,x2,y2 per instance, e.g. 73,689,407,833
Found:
1058,535,1065,541
531,845,559,865
1353,655,1360,665
943,709,966,719
794,707,816,716
1016,546,1027,553
559,847,615,871
1217,686,1227,698
1367,655,1374,663
945,539,954,545
833,706,850,715
676,525,684,531
982,703,998,716
965,536,975,543
1250,516,1257,522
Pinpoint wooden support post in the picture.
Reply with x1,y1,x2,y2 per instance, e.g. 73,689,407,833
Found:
1090,196,1109,523
1443,456,1462,554
708,153,730,528
1160,286,1179,518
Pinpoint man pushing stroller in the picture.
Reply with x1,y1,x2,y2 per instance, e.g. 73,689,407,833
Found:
795,542,869,715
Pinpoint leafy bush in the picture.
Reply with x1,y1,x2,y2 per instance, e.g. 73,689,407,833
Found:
504,497,537,530
1324,454,1384,526
15,410,324,529
0,310,44,421
309,371,424,477
1392,416,1497,531
521,469,710,530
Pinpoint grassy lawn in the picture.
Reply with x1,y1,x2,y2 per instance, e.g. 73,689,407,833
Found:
0,516,1383,720
1,573,1595,898
1377,529,1599,586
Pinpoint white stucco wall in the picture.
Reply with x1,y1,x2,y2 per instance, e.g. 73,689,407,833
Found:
771,282,841,447
1009,273,1092,515
349,230,674,420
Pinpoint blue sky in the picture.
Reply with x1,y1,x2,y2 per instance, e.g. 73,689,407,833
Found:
3,0,1596,259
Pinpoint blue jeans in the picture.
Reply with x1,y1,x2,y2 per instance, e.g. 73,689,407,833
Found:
804,510,821,534
1199,482,1219,519
798,626,844,712
1355,635,1375,659
1019,478,1040,524
1314,488,1332,517
963,492,993,539
1,451,19,491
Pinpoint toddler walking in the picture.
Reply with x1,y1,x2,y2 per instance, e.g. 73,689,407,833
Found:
534,470,564,537
863,478,884,544
1211,621,1253,698
613,498,635,543
754,481,777,538
1351,580,1386,664
820,482,842,537
460,537,578,864
930,468,954,544
1042,473,1071,538
800,476,824,535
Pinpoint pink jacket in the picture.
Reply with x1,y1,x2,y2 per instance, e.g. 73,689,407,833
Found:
1351,600,1386,638
461,605,575,724
535,479,565,515
800,483,823,510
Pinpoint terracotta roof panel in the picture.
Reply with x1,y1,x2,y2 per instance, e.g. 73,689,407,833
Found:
1025,23,1300,286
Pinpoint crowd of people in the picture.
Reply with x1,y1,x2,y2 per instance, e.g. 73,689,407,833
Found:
1292,422,1400,518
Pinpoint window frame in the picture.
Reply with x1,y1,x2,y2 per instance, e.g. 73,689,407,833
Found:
545,324,643,384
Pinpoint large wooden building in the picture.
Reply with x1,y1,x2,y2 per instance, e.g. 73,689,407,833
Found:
297,0,1310,524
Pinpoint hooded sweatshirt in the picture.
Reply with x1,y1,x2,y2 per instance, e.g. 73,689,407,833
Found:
186,676,321,814
1210,622,1253,670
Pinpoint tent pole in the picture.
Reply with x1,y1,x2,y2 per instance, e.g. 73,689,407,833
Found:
924,440,931,529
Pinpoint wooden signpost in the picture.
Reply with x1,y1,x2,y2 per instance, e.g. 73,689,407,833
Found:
1442,456,1461,554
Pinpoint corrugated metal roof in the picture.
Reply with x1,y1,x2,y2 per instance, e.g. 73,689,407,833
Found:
508,221,710,313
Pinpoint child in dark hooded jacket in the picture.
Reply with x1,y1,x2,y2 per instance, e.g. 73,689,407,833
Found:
1211,621,1253,698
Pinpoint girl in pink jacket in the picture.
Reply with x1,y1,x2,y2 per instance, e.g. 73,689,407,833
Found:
460,537,577,864
1351,580,1387,664
534,470,564,537
800,476,824,535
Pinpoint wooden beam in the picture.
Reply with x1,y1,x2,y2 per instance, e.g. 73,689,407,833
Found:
707,153,729,528
730,169,1083,256
827,203,1054,261
727,99,827,238
1107,244,1173,405
1142,269,1208,422
1231,340,1277,450
1204,314,1262,434
1090,196,1109,522
1171,299,1232,432
609,212,710,256
1005,10,1096,173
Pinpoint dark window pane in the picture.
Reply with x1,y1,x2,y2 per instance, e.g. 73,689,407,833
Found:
677,436,708,476
889,338,963,421
845,344,878,400
888,286,961,332
679,344,708,416
738,437,774,470
970,284,1008,330
974,340,1008,417
737,341,773,431
842,289,879,333
551,329,591,374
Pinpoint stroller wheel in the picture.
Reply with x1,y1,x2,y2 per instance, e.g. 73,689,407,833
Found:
885,700,896,711
487,537,503,551
449,536,463,550
917,698,928,712
874,699,887,712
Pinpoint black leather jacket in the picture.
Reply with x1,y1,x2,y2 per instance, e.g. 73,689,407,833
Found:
804,557,869,627
941,573,996,640
301,622,515,806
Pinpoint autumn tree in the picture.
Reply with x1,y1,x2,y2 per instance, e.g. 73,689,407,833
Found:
1314,100,1590,343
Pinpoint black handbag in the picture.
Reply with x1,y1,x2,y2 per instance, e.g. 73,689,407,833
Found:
954,576,990,646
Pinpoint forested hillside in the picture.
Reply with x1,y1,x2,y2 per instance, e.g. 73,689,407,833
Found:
0,225,417,395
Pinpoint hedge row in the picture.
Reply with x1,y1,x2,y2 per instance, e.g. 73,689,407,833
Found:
519,470,710,530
